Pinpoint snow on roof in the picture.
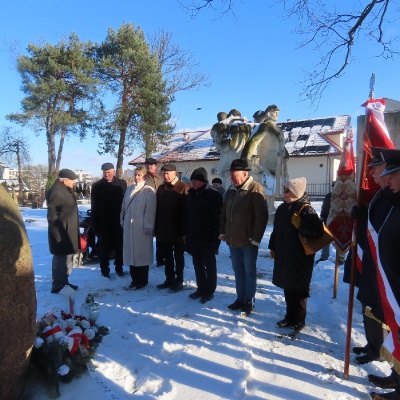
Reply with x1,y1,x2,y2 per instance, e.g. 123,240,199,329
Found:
128,115,350,165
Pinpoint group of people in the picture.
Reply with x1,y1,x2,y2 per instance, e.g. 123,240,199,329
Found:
45,148,400,398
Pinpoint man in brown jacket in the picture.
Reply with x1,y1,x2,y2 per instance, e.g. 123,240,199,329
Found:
155,164,188,292
220,159,268,315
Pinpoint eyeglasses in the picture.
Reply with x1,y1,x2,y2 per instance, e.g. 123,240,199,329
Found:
283,188,291,194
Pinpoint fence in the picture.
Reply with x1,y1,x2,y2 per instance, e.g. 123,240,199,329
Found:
306,182,331,197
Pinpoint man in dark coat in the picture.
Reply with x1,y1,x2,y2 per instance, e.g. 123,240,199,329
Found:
91,162,127,278
355,148,392,365
46,169,80,293
155,164,187,292
368,149,400,400
269,177,323,332
185,167,222,304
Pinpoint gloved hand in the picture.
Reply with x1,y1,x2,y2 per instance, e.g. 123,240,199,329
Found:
144,227,153,235
291,212,301,228
249,238,260,247
270,249,275,259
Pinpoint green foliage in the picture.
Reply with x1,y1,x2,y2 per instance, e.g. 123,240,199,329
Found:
95,23,173,173
7,34,101,176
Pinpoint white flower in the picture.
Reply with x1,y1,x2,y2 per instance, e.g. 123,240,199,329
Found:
34,337,44,348
57,364,70,376
80,319,91,330
84,328,95,340
64,318,77,329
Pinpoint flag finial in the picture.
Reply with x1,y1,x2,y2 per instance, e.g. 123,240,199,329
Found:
369,73,376,100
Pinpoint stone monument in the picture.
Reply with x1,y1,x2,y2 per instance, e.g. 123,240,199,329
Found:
0,185,37,400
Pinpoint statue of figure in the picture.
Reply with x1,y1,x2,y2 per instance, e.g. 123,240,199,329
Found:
211,109,251,187
241,104,288,201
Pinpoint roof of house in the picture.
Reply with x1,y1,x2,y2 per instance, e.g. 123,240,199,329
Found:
128,115,350,165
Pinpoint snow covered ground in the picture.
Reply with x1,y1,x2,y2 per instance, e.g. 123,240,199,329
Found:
21,202,392,400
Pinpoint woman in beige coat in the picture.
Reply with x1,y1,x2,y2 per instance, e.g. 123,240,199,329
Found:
121,165,156,289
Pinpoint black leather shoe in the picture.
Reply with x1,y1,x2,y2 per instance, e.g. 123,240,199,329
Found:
135,283,147,290
277,318,291,328
368,373,399,390
241,302,254,316
189,290,202,299
227,299,245,310
355,354,383,365
291,322,305,332
116,270,124,277
370,390,400,400
157,281,173,289
128,282,137,289
353,345,368,355
169,282,184,293
200,294,214,304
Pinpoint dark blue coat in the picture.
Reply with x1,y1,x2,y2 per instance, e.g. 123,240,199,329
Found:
185,184,222,254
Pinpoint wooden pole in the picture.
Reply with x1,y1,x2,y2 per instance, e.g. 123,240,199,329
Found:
333,251,339,299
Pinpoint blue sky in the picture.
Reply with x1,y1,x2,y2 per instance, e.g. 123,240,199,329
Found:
1,0,399,176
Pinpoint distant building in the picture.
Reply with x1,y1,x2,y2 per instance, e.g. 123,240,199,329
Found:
128,116,350,196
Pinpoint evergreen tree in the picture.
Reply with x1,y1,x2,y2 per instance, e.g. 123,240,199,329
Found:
7,34,101,178
95,23,173,177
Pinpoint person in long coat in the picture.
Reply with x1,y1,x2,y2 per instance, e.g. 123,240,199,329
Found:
46,169,80,293
269,177,323,332
121,165,156,289
91,162,127,278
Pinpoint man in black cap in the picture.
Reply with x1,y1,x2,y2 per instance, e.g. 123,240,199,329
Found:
154,163,187,292
368,148,400,400
46,169,80,293
211,177,225,198
91,162,127,278
219,159,268,315
186,167,222,303
144,157,164,266
353,147,392,365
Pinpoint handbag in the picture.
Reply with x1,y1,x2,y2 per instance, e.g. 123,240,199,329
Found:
298,224,334,256
293,203,334,256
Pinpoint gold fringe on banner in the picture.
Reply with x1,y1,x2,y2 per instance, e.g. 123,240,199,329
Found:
364,306,390,331
381,345,400,375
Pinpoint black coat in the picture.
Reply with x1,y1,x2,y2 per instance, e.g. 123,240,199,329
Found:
91,177,127,234
377,192,400,312
185,184,223,254
269,194,324,291
46,180,79,255
357,187,393,320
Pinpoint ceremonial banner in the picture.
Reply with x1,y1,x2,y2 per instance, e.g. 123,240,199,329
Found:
327,135,357,252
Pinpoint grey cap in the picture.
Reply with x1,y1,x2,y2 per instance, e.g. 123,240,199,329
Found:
59,169,78,180
161,164,177,172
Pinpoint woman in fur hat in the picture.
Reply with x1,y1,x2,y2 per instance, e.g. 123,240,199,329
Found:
269,177,324,333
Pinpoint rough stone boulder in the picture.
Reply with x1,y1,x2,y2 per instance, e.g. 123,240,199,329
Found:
0,185,37,400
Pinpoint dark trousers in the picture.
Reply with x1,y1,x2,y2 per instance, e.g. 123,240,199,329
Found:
284,289,309,325
130,265,149,286
97,227,123,275
192,251,217,295
157,240,185,283
362,303,388,359
52,254,74,291
156,238,165,264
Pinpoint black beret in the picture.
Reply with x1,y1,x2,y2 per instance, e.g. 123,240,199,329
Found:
101,162,115,171
59,169,78,180
367,147,386,167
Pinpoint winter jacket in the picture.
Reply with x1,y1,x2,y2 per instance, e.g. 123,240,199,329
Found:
219,176,268,247
185,183,223,254
155,178,187,242
145,173,163,191
46,180,79,255
120,181,156,266
269,194,324,291
91,177,127,234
